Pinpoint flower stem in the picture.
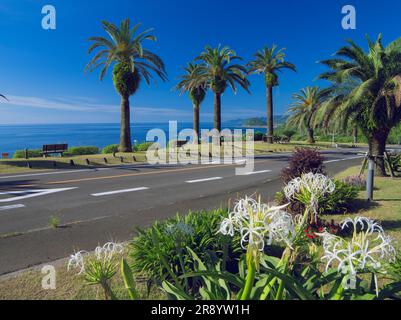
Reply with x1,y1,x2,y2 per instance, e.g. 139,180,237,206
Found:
241,250,256,300
333,280,345,300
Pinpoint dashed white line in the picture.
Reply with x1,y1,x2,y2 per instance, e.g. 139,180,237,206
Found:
242,170,272,176
186,177,223,184
324,156,364,164
91,187,149,197
0,204,26,211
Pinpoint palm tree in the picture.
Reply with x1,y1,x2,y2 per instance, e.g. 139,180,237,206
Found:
176,63,207,142
85,18,167,152
195,45,250,133
319,35,401,176
316,77,360,144
248,45,296,143
286,87,329,144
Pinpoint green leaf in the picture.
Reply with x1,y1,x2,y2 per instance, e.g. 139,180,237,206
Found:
262,267,316,300
162,281,193,300
121,259,140,300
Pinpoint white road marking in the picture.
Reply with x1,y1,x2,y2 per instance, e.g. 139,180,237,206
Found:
0,187,77,203
324,156,364,164
0,169,98,180
241,170,272,176
0,204,26,211
91,187,149,197
186,177,223,184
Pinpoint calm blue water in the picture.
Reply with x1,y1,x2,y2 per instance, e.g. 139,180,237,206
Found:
0,123,266,156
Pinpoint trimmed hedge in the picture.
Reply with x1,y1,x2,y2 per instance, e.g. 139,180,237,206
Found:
13,149,42,159
64,146,99,156
102,144,119,154
134,142,153,152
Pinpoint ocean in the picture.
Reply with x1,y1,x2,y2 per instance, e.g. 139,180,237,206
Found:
0,122,266,156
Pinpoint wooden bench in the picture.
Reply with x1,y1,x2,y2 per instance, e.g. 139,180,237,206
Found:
175,140,189,148
42,144,68,157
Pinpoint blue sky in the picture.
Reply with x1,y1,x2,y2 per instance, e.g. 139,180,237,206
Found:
1,0,401,124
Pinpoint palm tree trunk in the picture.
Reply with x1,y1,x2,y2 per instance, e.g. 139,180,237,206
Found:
353,126,358,144
369,129,389,177
193,103,200,143
119,94,132,152
307,128,315,144
214,93,222,132
266,86,274,144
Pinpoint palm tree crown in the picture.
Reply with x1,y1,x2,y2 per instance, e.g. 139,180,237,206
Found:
287,86,330,143
248,45,296,87
319,34,401,175
85,19,167,83
176,63,207,140
248,45,296,143
195,45,249,132
176,63,207,103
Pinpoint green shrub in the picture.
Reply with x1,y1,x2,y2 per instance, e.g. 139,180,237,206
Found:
128,209,241,288
64,146,99,156
102,144,119,154
276,180,359,216
134,142,153,152
13,149,42,159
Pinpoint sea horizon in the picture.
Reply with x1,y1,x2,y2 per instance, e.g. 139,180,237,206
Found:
0,122,267,156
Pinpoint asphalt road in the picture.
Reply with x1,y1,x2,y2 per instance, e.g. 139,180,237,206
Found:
0,149,365,275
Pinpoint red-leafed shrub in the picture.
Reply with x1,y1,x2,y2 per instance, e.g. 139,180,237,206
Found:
281,148,326,184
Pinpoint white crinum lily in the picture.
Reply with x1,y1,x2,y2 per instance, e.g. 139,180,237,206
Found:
67,251,88,274
219,197,295,252
284,173,335,221
68,242,124,275
95,242,124,260
318,216,396,293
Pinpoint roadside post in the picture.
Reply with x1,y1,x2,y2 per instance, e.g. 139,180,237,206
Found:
366,155,375,202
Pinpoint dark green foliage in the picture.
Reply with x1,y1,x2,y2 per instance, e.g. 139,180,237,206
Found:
102,144,119,154
64,146,99,156
320,180,359,215
281,129,297,139
388,153,401,172
13,149,42,159
281,148,326,184
253,131,266,141
134,142,153,152
128,209,241,287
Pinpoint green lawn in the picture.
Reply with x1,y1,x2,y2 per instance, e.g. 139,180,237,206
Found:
325,166,401,249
